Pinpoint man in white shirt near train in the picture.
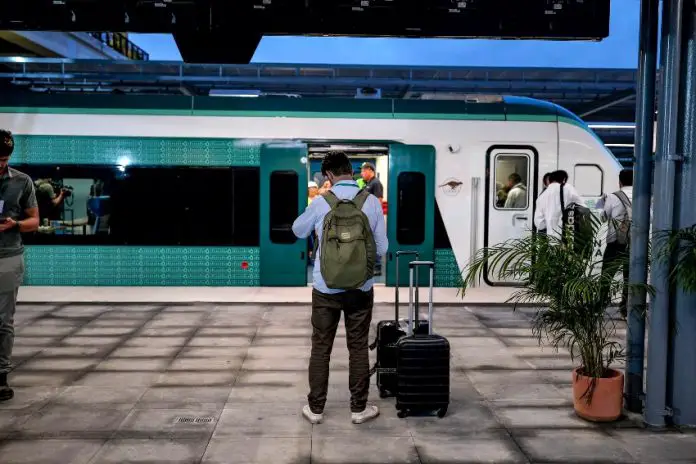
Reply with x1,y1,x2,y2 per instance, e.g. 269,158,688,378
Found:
533,170,583,239
596,169,633,318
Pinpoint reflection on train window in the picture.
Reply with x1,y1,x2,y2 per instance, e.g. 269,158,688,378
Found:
27,167,116,238
397,171,425,245
16,164,260,246
494,154,529,210
573,164,604,197
270,170,299,244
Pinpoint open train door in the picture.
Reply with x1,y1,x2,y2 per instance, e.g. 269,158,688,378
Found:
385,144,436,287
484,146,538,286
260,142,309,286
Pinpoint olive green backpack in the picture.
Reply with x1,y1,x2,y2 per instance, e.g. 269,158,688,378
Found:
319,189,377,290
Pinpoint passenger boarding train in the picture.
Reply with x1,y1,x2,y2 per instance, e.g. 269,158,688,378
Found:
0,93,621,288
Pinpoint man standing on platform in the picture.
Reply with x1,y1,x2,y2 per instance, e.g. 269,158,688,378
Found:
597,169,633,319
0,130,40,402
292,151,388,425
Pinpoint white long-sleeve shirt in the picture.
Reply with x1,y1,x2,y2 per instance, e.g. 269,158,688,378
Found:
596,186,633,244
291,180,388,294
534,182,583,239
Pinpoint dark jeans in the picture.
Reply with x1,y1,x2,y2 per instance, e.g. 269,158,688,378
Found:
308,288,374,414
601,241,629,317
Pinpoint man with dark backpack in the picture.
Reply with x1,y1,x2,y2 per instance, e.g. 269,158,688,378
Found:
292,151,388,425
557,170,593,256
597,169,633,318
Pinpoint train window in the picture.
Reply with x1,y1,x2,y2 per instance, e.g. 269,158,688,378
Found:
573,164,604,197
269,170,299,244
493,154,530,210
16,164,260,247
17,164,120,243
397,171,426,245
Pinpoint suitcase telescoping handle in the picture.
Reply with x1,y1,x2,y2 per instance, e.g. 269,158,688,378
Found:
395,250,419,322
408,260,435,336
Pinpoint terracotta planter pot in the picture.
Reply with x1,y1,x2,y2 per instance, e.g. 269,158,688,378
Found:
572,367,624,422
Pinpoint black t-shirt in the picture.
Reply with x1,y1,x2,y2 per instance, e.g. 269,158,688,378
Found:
365,176,384,199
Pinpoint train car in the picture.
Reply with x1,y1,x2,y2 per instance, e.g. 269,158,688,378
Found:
0,93,622,288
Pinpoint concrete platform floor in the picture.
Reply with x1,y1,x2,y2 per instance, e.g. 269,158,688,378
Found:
16,286,517,305
0,303,694,464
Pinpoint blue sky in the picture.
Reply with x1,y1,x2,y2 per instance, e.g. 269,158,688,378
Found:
130,0,643,68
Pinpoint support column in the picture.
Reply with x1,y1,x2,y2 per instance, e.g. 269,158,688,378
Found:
644,0,685,428
670,1,696,427
625,0,659,414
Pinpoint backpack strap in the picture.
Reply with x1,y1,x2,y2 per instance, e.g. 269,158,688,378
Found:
613,190,632,209
352,188,370,210
323,190,340,208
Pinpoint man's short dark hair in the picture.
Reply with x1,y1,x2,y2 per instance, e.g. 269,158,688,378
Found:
508,173,522,184
542,172,552,183
321,151,353,177
550,170,569,184
619,169,633,187
0,130,14,158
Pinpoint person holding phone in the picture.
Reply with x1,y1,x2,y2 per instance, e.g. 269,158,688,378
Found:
0,130,39,402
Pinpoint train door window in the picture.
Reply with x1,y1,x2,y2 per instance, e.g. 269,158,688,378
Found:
574,164,604,196
270,170,299,244
493,154,530,210
397,171,425,245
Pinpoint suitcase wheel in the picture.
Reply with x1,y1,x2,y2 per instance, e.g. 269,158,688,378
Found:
437,406,448,418
397,409,408,419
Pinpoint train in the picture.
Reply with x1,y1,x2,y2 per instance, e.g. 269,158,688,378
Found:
0,93,622,288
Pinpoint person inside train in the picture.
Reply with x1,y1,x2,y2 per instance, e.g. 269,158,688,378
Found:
503,173,527,209
34,178,70,224
0,129,40,402
495,182,509,207
291,151,388,426
307,181,319,205
307,181,320,265
596,169,633,319
533,169,582,239
359,162,384,200
359,162,385,275
318,180,331,195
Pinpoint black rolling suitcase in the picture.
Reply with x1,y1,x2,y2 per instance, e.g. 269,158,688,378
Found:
395,260,450,418
369,251,429,398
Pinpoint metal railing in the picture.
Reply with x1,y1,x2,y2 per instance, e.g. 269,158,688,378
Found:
88,32,149,61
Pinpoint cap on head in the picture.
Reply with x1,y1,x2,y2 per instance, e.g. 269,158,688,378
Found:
308,181,318,189
360,162,376,172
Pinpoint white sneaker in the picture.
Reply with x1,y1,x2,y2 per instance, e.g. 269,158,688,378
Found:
302,405,323,424
351,404,380,424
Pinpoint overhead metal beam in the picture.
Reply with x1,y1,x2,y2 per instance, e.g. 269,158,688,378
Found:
575,88,637,117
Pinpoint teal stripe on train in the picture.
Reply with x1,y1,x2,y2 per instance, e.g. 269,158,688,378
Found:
24,246,260,286
12,135,261,166
434,249,463,288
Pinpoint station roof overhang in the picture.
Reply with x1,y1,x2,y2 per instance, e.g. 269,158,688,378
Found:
0,57,639,165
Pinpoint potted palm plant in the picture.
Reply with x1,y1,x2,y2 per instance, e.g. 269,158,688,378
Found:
460,213,651,422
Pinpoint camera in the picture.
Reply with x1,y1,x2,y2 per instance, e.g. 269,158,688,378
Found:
50,181,73,197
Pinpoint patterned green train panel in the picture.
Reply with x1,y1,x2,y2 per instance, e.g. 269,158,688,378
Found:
435,249,463,288
24,246,260,286
13,136,261,166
